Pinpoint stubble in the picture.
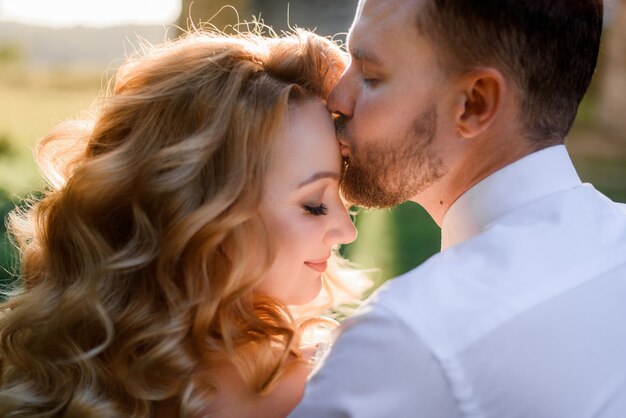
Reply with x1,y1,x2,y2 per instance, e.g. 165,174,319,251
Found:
338,106,446,209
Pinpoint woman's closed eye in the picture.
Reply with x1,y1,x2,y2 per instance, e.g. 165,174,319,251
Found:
303,203,328,216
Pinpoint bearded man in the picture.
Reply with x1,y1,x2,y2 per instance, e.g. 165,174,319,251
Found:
291,0,626,417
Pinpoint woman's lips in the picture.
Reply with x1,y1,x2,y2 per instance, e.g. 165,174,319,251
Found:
304,260,328,273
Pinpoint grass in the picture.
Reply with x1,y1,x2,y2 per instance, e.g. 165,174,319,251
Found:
0,64,103,195
0,64,103,290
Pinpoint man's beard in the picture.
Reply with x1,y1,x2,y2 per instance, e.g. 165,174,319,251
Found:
338,105,446,209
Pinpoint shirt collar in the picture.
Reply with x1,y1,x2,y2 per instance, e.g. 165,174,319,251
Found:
441,145,582,250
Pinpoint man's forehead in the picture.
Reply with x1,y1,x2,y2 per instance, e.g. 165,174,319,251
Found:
354,0,417,23
349,0,419,52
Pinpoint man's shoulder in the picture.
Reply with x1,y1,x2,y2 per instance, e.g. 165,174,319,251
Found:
367,186,626,354
363,248,495,354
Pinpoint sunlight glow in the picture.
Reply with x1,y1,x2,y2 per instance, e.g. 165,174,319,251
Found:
0,0,182,27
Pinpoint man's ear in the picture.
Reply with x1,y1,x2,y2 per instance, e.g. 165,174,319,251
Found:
452,68,506,139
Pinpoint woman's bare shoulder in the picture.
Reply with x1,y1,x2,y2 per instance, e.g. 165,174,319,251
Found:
211,355,314,418
153,351,316,418
256,358,313,417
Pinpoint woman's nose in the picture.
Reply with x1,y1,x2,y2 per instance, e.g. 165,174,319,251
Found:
325,207,357,246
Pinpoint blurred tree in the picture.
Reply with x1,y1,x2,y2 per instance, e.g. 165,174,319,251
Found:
0,133,13,157
246,0,357,38
0,190,17,297
599,0,626,135
178,0,253,33
0,42,24,64
177,0,357,38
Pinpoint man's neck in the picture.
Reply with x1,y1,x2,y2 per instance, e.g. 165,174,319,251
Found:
412,137,547,226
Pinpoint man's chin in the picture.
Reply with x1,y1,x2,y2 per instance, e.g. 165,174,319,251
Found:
340,169,406,209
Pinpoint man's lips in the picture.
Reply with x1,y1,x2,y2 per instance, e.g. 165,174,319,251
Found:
304,258,329,273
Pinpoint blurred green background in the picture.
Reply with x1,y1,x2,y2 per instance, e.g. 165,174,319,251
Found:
1,0,625,292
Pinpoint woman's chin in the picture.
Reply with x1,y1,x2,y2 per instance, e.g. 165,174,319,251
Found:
285,276,323,307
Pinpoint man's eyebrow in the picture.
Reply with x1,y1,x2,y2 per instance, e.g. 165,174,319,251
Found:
297,171,340,188
350,47,384,67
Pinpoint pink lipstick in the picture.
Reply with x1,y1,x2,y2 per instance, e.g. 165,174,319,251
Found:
304,259,328,273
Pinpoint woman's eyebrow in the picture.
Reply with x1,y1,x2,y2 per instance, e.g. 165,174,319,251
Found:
297,171,340,188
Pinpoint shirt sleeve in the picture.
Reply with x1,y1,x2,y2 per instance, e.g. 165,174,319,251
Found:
289,306,462,418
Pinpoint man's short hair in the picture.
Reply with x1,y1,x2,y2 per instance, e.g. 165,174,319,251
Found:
417,0,603,145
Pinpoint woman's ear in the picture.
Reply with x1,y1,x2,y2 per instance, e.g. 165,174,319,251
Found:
453,68,506,139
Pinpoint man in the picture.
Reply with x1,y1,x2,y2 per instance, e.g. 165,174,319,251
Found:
290,0,626,417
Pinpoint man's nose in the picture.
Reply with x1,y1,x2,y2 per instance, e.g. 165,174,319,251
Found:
327,72,355,118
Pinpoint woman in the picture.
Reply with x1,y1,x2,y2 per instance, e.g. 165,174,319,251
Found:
0,28,360,417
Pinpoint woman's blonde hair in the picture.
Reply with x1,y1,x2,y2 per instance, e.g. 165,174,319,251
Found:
0,28,348,417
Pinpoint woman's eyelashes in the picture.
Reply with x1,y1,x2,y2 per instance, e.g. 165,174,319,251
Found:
303,203,328,216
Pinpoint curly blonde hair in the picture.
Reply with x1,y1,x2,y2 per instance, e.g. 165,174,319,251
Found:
0,28,348,417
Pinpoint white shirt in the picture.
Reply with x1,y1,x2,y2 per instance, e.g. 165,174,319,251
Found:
290,145,626,418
